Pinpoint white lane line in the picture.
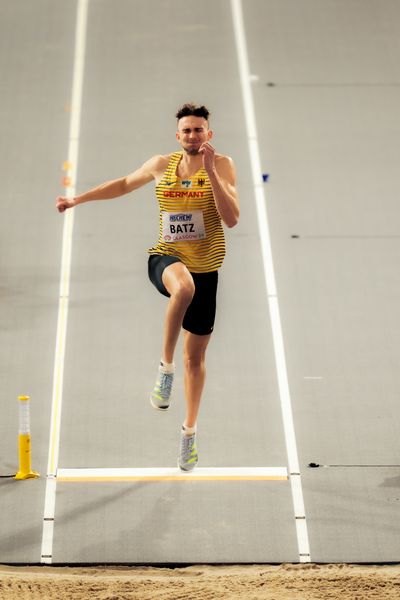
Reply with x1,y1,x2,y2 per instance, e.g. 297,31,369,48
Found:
57,466,289,481
41,0,89,565
230,0,311,562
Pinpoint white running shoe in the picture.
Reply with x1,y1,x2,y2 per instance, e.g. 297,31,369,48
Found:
150,363,174,410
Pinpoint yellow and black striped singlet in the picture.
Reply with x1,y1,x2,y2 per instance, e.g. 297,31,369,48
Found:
148,152,226,273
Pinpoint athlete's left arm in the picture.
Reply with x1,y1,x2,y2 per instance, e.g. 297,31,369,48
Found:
200,143,240,228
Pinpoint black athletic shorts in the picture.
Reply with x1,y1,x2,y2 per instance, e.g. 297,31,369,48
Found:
148,254,218,336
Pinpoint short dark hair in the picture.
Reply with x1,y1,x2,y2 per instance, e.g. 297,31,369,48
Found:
176,103,210,122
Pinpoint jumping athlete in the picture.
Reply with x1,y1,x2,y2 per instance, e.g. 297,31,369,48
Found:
56,103,240,471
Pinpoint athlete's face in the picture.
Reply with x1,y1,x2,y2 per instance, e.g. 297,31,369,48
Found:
176,116,213,155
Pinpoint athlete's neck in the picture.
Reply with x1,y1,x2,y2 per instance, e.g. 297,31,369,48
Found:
177,151,203,178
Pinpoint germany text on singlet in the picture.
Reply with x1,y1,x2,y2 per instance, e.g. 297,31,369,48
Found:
148,152,226,273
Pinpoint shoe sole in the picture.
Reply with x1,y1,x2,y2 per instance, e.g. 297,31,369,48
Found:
150,396,170,411
177,458,198,472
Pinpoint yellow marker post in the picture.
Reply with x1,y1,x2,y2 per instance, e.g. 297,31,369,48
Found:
15,396,40,480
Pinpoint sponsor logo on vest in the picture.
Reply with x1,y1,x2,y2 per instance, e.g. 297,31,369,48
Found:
170,213,192,222
181,179,192,189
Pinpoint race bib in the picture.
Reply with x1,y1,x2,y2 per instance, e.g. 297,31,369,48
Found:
162,211,206,242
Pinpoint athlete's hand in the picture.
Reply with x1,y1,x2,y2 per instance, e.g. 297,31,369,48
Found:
56,196,76,213
199,142,216,174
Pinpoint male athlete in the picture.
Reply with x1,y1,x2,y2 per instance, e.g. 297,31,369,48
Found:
56,103,239,471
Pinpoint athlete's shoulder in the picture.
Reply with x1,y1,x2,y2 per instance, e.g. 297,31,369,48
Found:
148,152,181,168
214,154,237,180
145,154,169,169
215,154,235,168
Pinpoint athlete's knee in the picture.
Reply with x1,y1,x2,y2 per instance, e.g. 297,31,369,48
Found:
171,278,195,306
184,348,206,372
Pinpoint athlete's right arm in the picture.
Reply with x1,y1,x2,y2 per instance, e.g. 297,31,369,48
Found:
56,155,167,212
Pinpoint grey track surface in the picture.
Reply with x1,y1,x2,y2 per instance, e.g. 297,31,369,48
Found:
1,0,399,564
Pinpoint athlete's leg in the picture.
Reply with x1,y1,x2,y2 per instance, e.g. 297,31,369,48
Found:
178,331,211,470
182,330,212,428
149,257,195,411
161,262,195,364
